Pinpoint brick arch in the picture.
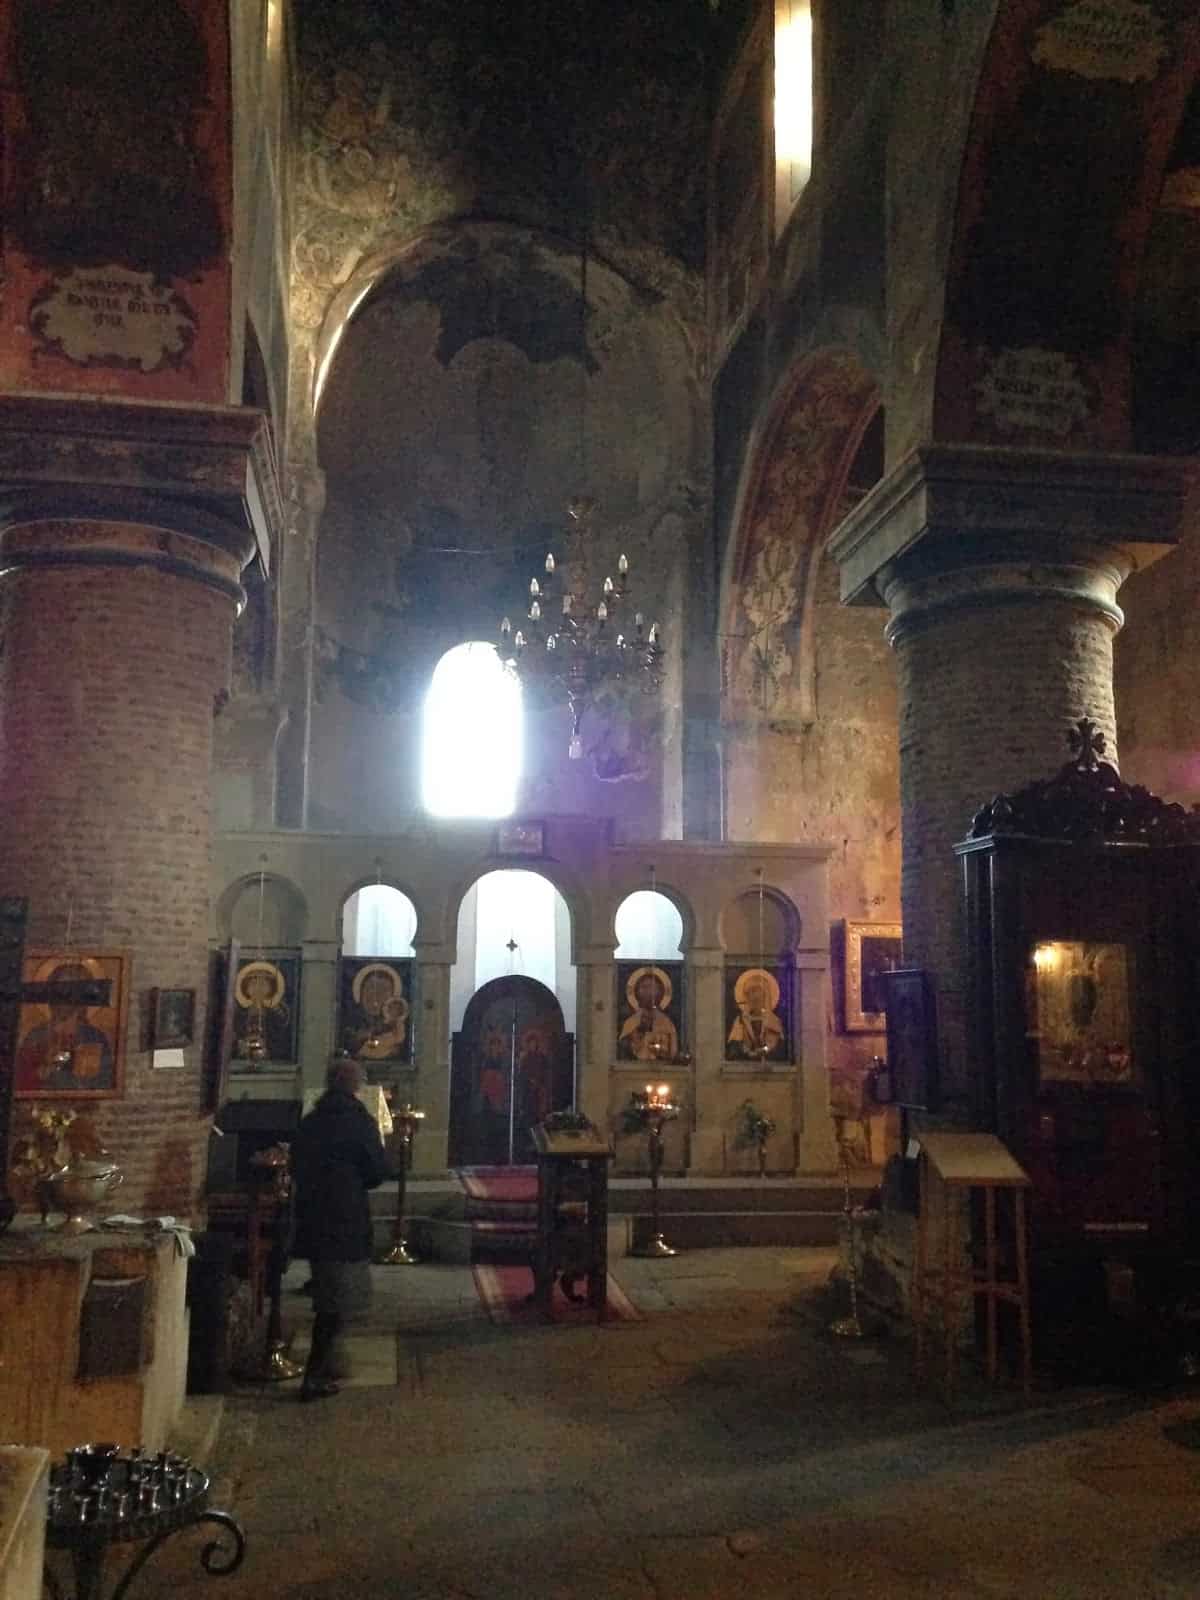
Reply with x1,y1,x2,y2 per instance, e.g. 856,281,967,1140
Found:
722,347,879,727
935,3,1200,450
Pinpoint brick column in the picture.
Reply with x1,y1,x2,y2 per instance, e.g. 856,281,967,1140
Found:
831,446,1184,1119
0,395,279,1220
0,521,244,1215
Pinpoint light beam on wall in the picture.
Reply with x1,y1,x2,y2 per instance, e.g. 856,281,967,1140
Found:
775,0,813,222
422,642,522,817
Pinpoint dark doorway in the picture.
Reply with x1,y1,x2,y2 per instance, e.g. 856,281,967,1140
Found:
449,976,574,1166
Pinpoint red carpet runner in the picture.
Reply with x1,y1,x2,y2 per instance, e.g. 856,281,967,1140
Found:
473,1264,641,1326
457,1165,538,1206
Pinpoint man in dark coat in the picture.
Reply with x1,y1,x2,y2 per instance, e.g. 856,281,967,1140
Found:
291,1059,390,1401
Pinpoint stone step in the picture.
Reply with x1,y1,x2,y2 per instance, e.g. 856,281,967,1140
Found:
373,1207,849,1262
374,1173,878,1222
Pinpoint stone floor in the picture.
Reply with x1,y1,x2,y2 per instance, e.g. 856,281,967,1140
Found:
78,1248,1200,1599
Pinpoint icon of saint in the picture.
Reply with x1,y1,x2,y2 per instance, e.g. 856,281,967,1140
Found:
728,967,785,1060
618,966,679,1063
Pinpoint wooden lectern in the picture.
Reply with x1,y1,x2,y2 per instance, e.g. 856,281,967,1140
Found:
912,1131,1033,1398
530,1120,612,1321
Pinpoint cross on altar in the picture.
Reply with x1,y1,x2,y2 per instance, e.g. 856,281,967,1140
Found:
505,938,519,954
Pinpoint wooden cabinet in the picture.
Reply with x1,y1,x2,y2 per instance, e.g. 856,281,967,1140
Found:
530,1122,611,1320
956,725,1200,1284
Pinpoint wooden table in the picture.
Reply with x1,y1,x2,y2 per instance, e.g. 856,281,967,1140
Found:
912,1131,1033,1398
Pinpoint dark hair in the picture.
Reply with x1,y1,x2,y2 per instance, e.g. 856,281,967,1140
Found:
327,1059,365,1095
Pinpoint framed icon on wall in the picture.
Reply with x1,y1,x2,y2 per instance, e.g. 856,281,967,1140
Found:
232,949,301,1065
724,963,792,1063
615,961,684,1063
13,949,130,1100
843,920,903,1032
338,958,414,1063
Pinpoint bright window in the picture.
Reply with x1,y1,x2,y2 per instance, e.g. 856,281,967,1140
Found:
422,642,522,817
342,885,417,957
614,891,684,959
775,0,813,232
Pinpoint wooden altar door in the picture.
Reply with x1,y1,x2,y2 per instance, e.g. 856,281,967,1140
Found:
449,976,574,1167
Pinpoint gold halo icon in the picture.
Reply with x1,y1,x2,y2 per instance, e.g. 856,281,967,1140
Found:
625,964,673,1013
734,967,779,1011
235,959,285,1009
351,961,403,1010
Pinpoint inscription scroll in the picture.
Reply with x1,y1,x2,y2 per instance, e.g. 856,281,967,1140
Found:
974,347,1092,436
1033,0,1168,85
29,267,198,374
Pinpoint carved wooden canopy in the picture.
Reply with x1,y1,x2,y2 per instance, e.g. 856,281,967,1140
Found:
968,719,1200,847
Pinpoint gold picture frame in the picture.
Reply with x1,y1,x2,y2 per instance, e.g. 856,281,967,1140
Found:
843,921,902,1033
13,948,130,1100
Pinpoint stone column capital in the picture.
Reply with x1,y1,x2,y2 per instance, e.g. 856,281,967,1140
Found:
831,445,1189,632
0,392,282,575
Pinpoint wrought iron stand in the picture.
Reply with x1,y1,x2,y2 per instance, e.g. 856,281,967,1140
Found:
44,1449,245,1600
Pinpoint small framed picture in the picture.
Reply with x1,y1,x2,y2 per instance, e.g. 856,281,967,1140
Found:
496,820,544,857
152,987,195,1050
843,921,903,1032
882,967,939,1112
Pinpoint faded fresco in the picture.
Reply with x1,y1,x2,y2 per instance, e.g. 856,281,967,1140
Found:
0,0,231,401
936,0,1200,450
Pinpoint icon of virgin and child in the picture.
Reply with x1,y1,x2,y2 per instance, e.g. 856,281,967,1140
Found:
618,966,680,1063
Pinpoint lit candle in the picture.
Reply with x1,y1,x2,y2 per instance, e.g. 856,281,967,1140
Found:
603,575,614,595
598,601,608,621
500,616,511,636
530,577,540,597
514,630,526,649
649,622,659,644
618,553,629,574
547,633,557,650
545,552,555,574
530,599,541,620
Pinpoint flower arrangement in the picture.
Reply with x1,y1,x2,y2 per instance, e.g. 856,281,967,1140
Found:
10,1104,104,1221
540,1109,595,1136
735,1100,776,1176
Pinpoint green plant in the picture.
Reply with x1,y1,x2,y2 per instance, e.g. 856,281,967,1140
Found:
735,1100,776,1149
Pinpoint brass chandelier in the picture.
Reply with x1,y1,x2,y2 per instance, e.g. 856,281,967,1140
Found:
498,221,665,758
499,495,664,759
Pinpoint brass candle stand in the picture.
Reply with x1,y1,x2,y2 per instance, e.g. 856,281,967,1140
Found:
379,1103,425,1266
249,1144,303,1382
628,1085,679,1259
829,1112,868,1339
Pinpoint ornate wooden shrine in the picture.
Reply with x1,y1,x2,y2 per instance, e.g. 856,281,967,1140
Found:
957,720,1200,1345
